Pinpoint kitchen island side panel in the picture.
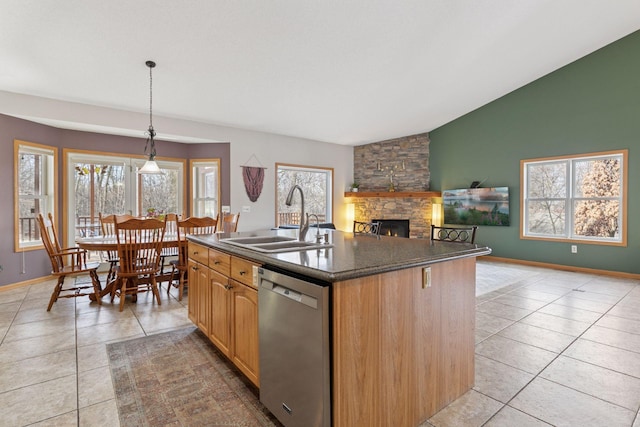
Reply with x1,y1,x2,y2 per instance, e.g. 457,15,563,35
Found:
332,257,477,427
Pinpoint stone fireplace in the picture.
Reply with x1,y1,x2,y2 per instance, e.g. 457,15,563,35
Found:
348,132,439,239
373,219,410,238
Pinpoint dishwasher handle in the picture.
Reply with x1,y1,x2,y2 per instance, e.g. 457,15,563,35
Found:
260,276,319,310
272,284,302,302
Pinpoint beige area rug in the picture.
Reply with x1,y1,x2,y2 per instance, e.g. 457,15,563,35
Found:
107,327,281,426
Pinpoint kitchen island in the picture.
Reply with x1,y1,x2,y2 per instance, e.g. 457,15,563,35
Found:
187,228,491,427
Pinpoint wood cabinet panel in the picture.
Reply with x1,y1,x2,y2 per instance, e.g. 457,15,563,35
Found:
187,242,208,266
332,274,382,427
208,248,231,276
230,279,259,386
187,258,201,324
333,258,477,427
208,269,231,357
189,248,261,387
230,256,258,288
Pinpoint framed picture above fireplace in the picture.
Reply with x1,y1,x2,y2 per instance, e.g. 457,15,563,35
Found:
443,187,510,226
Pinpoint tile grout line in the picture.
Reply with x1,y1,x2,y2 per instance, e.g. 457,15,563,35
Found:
478,280,640,426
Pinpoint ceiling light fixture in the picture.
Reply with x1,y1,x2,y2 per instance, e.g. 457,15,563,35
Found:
138,60,162,174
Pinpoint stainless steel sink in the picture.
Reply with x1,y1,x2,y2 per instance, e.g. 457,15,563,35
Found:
222,235,296,245
221,235,332,253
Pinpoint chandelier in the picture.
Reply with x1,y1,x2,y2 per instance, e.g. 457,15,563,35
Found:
138,60,162,174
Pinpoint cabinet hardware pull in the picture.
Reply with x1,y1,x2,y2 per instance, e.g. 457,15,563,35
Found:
214,260,220,265
239,270,246,275
224,284,233,290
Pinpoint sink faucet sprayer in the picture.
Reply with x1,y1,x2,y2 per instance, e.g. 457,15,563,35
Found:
285,185,309,241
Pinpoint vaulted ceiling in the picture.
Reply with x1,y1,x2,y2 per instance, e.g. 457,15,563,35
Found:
1,1,639,145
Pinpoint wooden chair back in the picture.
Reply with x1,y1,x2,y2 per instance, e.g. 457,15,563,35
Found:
37,213,102,310
114,217,166,278
176,216,217,265
164,213,180,236
37,213,66,273
353,220,382,236
430,225,477,243
99,213,117,236
216,212,240,233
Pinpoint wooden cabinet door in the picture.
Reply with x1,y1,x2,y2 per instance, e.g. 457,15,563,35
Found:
230,280,259,386
208,269,231,357
187,259,207,326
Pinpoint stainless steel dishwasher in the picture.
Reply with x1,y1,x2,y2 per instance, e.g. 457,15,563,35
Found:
258,267,331,427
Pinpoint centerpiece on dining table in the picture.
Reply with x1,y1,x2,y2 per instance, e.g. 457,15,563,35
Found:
146,208,165,220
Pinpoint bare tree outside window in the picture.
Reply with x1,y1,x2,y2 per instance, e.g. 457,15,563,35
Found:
276,164,333,227
522,151,625,244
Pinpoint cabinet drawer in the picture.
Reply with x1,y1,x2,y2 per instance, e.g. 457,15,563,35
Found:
209,248,231,276
187,242,209,266
231,257,260,288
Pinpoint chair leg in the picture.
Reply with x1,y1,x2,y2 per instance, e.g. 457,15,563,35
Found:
89,270,102,306
151,276,162,306
167,265,177,296
119,278,130,312
106,261,117,285
177,270,187,301
47,276,65,311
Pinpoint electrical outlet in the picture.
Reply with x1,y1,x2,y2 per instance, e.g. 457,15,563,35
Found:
242,206,250,213
571,245,577,253
221,205,231,213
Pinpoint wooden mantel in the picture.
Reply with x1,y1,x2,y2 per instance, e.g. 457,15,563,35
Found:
344,191,441,198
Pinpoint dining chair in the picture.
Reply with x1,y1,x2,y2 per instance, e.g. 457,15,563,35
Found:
430,224,478,243
98,213,120,284
158,213,180,287
37,213,102,311
353,220,382,236
111,217,166,311
216,212,240,233
168,216,217,301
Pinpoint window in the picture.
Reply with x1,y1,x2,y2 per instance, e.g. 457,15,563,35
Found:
521,150,626,245
14,140,57,251
64,150,185,246
190,159,221,218
276,163,333,227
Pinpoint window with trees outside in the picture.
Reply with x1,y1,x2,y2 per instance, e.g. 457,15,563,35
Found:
65,150,184,247
14,140,57,251
521,150,626,245
276,163,333,227
191,159,220,218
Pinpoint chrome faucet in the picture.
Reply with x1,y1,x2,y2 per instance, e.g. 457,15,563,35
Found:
285,185,309,241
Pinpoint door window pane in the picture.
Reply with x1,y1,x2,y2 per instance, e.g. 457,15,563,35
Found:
276,164,333,227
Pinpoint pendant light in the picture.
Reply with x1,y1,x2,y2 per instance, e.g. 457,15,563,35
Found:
138,60,162,174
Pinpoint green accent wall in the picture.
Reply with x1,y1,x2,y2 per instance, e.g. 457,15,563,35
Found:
430,30,640,274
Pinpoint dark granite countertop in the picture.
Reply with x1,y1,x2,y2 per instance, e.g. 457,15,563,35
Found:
188,228,492,283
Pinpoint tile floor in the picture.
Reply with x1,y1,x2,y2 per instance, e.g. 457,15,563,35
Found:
0,276,192,426
0,261,639,426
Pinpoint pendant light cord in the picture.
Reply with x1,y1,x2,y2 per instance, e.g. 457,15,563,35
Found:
144,60,156,159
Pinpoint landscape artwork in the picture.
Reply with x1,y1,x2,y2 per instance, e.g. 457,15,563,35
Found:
443,187,510,226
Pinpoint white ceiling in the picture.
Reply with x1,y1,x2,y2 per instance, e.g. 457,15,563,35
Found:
1,1,639,146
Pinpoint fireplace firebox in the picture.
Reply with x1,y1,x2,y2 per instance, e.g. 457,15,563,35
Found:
372,219,410,238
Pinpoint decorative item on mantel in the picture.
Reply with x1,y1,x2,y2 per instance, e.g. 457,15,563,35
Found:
375,160,405,192
350,182,360,192
241,154,266,202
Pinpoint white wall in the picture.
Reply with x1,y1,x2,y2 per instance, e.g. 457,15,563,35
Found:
0,91,354,232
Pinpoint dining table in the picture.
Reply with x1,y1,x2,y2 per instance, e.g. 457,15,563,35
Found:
75,233,181,300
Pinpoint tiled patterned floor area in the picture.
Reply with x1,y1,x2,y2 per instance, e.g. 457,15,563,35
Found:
0,276,191,426
425,261,640,427
0,261,639,426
